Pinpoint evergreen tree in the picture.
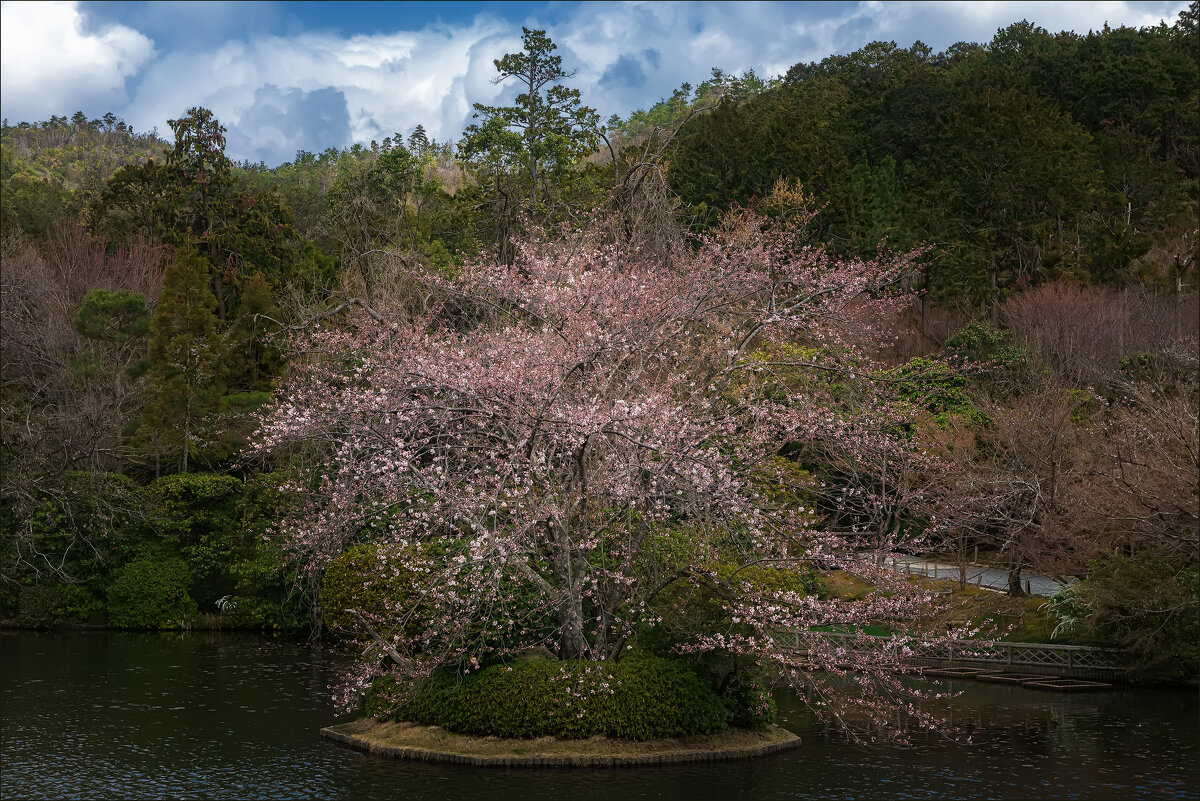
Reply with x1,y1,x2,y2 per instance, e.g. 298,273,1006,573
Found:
135,247,227,476
92,107,296,318
459,28,601,260
407,124,430,159
226,271,280,394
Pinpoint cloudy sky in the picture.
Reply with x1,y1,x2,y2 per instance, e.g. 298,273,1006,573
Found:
1,1,1189,165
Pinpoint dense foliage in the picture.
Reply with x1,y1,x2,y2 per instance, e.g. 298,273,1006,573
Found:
106,553,197,629
367,657,738,740
663,14,1198,306
318,542,429,638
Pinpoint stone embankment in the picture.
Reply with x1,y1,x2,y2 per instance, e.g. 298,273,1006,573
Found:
321,719,801,767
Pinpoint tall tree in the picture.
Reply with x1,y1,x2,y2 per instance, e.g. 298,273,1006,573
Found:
253,211,960,736
166,107,232,242
459,28,601,260
407,124,430,159
92,107,297,318
135,247,227,475
226,271,280,394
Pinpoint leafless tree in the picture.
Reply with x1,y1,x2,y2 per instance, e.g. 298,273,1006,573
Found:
934,382,1090,594
1,229,166,581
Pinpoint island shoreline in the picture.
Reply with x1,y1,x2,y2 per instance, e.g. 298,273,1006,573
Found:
320,719,801,767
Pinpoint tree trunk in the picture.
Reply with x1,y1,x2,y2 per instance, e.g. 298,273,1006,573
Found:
553,532,589,659
558,593,587,660
1007,564,1024,596
920,266,930,337
989,255,999,327
210,270,226,321
957,531,967,590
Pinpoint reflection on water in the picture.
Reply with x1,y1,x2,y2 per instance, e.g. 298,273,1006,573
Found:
1,631,1196,800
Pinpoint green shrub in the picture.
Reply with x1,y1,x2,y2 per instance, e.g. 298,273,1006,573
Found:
639,562,815,657
146,471,299,619
1051,554,1199,682
722,672,777,729
216,594,303,630
73,289,150,342
371,656,732,740
149,473,242,603
944,320,1033,394
720,562,819,596
14,472,146,583
320,542,427,637
885,356,990,427
61,583,107,624
106,554,197,629
14,579,107,627
16,583,70,628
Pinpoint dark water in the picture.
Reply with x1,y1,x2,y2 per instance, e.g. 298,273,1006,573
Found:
1,631,1196,800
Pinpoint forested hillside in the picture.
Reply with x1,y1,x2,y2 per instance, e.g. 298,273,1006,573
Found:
656,17,1198,307
1,10,1195,684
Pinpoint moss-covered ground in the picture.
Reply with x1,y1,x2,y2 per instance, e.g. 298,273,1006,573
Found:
820,570,1062,643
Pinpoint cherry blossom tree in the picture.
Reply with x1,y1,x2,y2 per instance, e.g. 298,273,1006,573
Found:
252,211,961,735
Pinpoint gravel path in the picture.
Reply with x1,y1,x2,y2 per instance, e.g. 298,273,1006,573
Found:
885,555,1075,597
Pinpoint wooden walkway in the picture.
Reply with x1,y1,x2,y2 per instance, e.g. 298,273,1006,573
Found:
903,639,1125,682
921,666,1112,692
785,632,1126,684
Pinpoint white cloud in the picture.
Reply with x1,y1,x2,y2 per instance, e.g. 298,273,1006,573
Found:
1,1,1190,163
117,21,522,160
225,85,352,166
556,2,834,113
0,1,155,122
839,1,1190,52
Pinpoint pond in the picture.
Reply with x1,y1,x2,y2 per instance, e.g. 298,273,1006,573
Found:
1,631,1196,800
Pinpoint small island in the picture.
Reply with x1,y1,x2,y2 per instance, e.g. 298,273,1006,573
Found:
319,651,799,767
321,720,800,767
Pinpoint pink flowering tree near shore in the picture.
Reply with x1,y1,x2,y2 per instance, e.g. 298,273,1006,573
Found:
252,211,959,736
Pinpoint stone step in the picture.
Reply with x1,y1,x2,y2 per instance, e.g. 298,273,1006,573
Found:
1022,678,1113,692
975,673,1050,684
921,667,994,678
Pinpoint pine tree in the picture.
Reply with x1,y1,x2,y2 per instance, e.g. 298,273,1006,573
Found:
459,28,601,260
407,124,430,159
134,247,227,475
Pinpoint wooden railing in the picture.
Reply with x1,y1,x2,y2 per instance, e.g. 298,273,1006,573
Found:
907,639,1125,672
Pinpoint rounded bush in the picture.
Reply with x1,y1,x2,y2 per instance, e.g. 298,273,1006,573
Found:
320,542,426,637
106,555,197,629
372,656,732,740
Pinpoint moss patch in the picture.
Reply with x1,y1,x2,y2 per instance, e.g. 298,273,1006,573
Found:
819,570,875,601
910,577,1059,642
322,718,800,767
